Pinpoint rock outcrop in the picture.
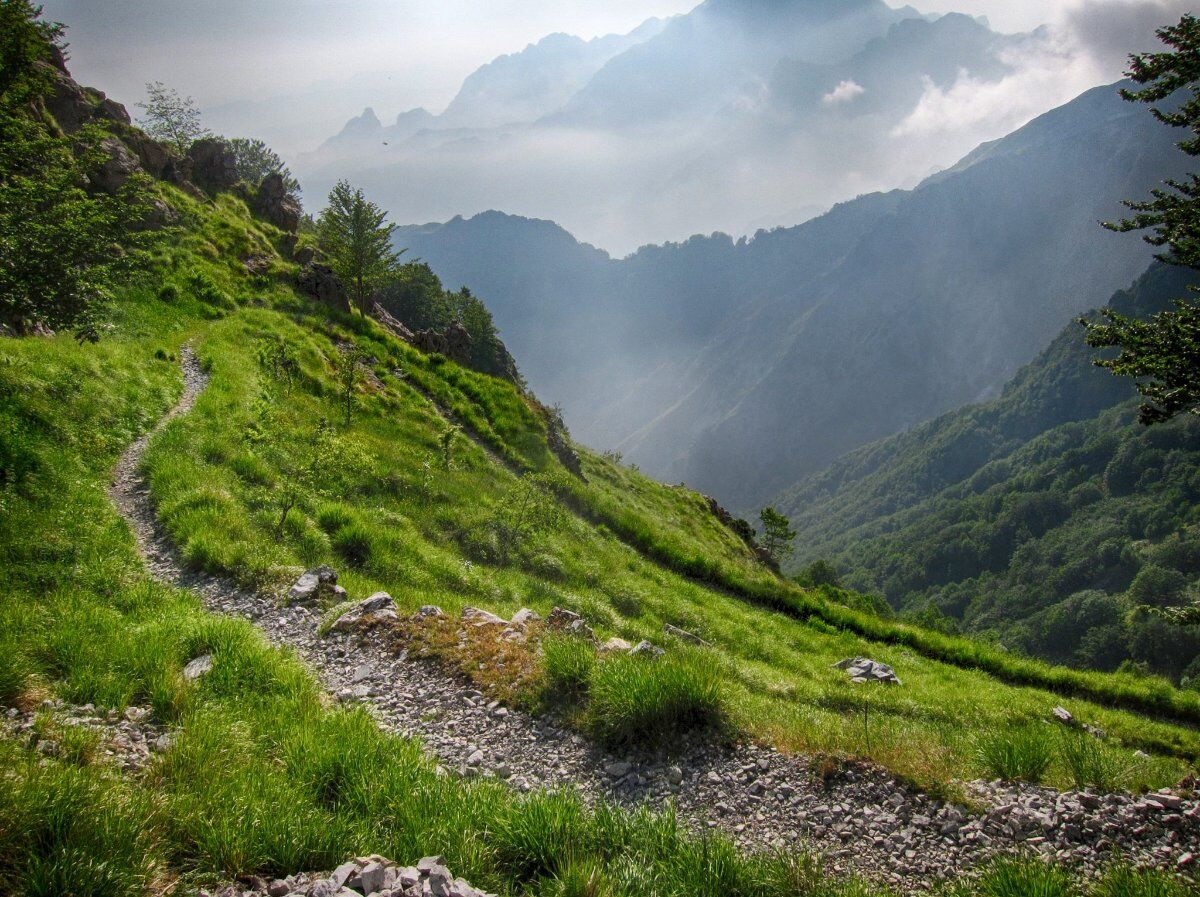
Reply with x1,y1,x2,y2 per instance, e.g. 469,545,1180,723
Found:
187,138,239,194
205,855,497,897
834,657,901,685
297,263,349,311
253,172,302,233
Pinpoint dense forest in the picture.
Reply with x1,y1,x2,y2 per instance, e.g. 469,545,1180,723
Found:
781,263,1200,681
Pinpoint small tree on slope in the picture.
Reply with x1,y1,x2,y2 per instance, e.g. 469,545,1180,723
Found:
317,180,404,316
759,506,796,566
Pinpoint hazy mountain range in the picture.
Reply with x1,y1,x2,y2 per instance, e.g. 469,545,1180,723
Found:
394,79,1188,512
297,0,1090,253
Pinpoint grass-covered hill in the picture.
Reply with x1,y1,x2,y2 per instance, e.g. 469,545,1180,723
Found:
4,7,1200,894
778,263,1200,680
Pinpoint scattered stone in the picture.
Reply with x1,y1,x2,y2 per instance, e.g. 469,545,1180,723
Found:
328,593,399,634
835,658,901,685
545,607,594,640
600,637,633,653
461,607,506,626
510,608,541,627
1052,707,1075,726
415,605,445,619
629,640,665,658
663,623,708,646
183,654,214,681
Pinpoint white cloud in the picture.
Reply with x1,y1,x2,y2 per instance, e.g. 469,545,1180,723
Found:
821,80,866,106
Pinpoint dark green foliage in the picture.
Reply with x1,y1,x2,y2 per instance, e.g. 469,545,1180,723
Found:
377,263,519,381
794,559,841,589
758,506,795,565
1083,15,1200,423
782,265,1200,680
0,6,157,338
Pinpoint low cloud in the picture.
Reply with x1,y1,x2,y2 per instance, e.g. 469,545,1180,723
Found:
1063,0,1196,76
822,79,865,106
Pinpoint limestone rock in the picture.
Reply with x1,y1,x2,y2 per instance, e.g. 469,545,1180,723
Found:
297,263,348,311
663,623,708,646
601,637,632,653
183,654,214,681
461,607,506,626
187,138,239,193
630,640,665,658
90,136,141,194
835,657,901,685
328,592,398,634
253,172,302,233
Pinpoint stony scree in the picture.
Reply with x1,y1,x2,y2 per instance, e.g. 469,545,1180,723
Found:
2,699,175,772
109,352,1200,891
835,656,902,686
195,855,495,897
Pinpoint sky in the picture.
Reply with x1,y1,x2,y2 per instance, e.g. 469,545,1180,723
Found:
38,0,1194,251
40,0,1159,155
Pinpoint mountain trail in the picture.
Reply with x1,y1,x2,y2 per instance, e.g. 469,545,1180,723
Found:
106,350,1200,890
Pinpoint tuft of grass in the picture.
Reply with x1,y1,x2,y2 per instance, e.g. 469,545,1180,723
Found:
975,725,1054,783
1058,730,1135,792
540,636,597,705
1091,863,1193,897
332,521,374,568
585,650,725,749
955,858,1075,897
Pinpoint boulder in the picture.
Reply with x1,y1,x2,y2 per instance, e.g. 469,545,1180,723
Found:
461,607,506,626
183,654,214,681
601,636,633,653
444,321,472,365
123,130,172,178
253,172,302,233
90,136,141,194
413,327,450,357
328,592,398,634
510,608,541,627
187,138,239,193
1052,706,1075,726
294,245,317,266
834,657,901,685
297,263,348,311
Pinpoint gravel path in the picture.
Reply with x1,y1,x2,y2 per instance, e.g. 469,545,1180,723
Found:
106,350,1200,891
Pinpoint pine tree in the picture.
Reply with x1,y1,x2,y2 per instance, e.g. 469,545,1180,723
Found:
1083,15,1200,424
759,506,796,566
317,180,403,315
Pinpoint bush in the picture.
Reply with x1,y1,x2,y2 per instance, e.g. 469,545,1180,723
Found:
526,552,567,582
975,725,1054,783
157,283,180,303
540,636,596,705
585,651,724,749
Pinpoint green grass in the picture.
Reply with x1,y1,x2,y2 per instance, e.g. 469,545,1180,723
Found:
3,172,1200,893
585,650,726,750
947,858,1196,897
111,286,1200,791
975,725,1055,783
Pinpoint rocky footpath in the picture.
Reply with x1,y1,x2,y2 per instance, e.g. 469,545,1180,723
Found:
202,855,494,897
106,352,1200,892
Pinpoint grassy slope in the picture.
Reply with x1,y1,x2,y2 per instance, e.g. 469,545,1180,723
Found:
1,190,907,897
81,199,1197,796
0,49,1193,897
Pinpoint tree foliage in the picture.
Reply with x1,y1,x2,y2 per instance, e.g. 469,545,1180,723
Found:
136,81,208,154
224,137,300,197
377,262,519,380
317,180,403,316
758,506,796,565
0,2,155,339
1084,14,1200,424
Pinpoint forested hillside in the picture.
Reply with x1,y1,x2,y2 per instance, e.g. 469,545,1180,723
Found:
395,80,1188,510
780,263,1200,680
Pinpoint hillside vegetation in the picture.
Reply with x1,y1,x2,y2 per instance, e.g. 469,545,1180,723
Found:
3,7,1200,894
780,264,1200,680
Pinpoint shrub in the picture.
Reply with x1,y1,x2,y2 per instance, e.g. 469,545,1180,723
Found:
585,651,724,749
157,282,180,303
540,636,596,704
1091,863,1191,897
975,725,1054,783
526,551,567,582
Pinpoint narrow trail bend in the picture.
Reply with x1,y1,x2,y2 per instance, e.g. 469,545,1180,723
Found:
104,349,1200,890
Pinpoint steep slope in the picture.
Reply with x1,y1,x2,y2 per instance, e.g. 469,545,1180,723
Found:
394,81,1187,509
777,263,1200,678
